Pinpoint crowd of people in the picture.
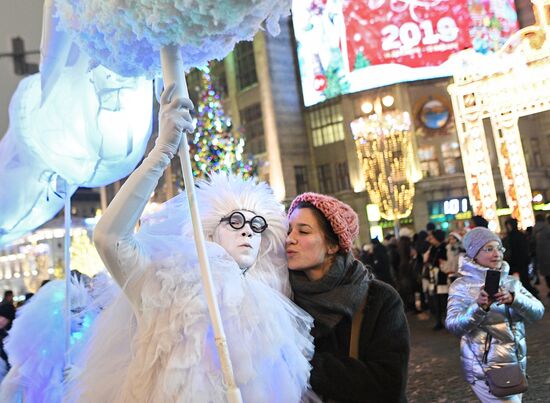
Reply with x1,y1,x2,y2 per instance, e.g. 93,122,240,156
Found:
0,85,545,402
357,215,548,328
357,215,546,401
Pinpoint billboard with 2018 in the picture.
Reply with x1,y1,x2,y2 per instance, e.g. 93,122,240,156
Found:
292,0,518,107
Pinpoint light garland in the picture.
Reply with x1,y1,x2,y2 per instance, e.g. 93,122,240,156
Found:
351,111,416,221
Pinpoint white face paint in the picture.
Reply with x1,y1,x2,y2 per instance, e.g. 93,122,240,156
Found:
213,210,263,269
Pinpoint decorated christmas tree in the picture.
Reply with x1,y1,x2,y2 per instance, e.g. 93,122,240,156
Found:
188,67,257,180
323,49,350,99
354,50,370,70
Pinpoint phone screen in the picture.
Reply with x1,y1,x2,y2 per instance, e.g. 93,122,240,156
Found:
484,270,500,297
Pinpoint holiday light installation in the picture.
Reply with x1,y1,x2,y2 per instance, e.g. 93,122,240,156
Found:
351,99,419,231
448,0,550,230
189,68,257,180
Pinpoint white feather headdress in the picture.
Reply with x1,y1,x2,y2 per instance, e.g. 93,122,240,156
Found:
139,173,290,296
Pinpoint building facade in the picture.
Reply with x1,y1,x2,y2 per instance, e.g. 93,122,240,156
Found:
158,1,549,245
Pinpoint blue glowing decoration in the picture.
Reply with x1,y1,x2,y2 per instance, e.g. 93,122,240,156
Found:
0,2,153,246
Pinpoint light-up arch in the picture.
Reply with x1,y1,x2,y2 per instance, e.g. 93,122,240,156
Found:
448,0,550,230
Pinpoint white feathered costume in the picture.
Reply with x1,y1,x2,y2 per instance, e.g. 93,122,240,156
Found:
67,172,314,403
0,277,96,403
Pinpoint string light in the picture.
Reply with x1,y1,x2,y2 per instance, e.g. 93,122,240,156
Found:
351,110,416,221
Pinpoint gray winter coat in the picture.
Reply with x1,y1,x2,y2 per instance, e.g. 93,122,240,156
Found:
446,257,544,384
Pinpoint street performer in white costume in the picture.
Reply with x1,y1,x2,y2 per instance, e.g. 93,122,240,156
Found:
69,84,314,402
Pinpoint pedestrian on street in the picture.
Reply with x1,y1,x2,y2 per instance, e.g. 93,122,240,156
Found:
414,230,430,311
446,227,544,402
0,291,15,331
286,192,410,402
503,218,539,298
396,227,417,312
425,229,448,330
369,237,396,287
443,231,465,284
533,214,550,297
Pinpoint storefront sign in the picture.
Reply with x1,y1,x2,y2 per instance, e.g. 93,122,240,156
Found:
429,197,470,220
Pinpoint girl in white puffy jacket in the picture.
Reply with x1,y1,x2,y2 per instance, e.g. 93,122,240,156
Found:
446,227,544,402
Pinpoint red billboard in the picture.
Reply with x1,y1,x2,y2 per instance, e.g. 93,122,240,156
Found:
292,0,519,107
344,1,472,70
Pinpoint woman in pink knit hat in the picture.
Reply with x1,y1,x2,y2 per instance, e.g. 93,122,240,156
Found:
286,192,410,402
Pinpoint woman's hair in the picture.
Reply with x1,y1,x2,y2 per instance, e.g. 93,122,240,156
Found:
292,201,341,252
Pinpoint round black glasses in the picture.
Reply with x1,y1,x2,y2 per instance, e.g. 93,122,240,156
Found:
219,211,268,234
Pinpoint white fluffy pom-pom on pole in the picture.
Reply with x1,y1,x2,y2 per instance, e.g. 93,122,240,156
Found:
54,1,292,402
54,0,291,78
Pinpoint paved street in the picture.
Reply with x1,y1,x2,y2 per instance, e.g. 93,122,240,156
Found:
407,285,550,402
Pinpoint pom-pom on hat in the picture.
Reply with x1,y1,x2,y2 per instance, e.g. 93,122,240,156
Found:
463,227,502,259
288,192,359,252
449,231,462,242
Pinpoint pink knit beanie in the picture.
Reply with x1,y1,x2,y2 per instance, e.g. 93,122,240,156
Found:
288,192,359,252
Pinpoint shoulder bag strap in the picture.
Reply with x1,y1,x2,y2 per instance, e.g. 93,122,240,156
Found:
349,296,368,359
505,305,521,363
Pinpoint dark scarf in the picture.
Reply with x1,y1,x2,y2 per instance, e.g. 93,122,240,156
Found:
289,252,370,329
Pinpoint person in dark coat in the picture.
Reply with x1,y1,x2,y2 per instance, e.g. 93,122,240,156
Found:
287,192,410,403
503,218,539,298
396,228,416,312
366,238,396,287
0,291,15,331
533,214,550,296
471,215,489,228
414,230,430,311
425,230,448,330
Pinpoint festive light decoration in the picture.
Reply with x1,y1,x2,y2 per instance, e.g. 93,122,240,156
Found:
351,106,418,222
186,67,257,180
0,223,102,290
70,230,105,278
448,0,550,230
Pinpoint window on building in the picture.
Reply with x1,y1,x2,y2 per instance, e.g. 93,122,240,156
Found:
235,41,257,90
185,69,203,103
317,164,334,193
418,145,440,177
530,138,542,167
307,103,345,147
335,162,351,192
441,141,462,174
294,165,309,194
240,103,265,154
209,60,228,97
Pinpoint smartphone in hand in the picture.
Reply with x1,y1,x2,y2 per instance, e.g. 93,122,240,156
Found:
484,270,500,298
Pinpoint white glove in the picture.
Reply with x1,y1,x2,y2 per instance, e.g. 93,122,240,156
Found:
155,83,195,158
63,363,83,383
